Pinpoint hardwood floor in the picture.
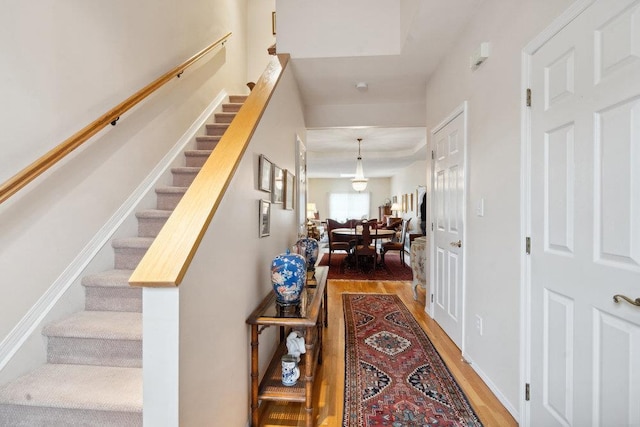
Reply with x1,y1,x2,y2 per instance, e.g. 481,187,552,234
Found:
258,279,517,427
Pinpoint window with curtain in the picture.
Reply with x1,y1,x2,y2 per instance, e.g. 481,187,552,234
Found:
328,192,370,221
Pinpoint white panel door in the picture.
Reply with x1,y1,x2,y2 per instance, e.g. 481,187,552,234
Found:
432,111,465,348
529,1,640,425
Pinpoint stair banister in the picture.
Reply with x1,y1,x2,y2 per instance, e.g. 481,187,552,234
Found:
0,32,232,205
129,54,290,288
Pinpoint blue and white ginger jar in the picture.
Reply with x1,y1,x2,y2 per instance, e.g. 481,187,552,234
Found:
292,237,319,271
271,249,307,305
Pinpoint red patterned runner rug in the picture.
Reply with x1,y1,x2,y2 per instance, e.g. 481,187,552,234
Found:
342,294,482,427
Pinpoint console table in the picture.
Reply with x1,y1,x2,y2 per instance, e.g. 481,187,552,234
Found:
246,266,327,427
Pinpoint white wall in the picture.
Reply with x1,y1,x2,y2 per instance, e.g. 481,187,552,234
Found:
276,0,401,58
390,159,428,233
307,177,391,222
0,0,248,377
175,64,306,426
247,0,276,83
423,0,573,416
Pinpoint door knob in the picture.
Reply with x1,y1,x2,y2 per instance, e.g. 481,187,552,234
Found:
613,294,640,307
450,240,462,248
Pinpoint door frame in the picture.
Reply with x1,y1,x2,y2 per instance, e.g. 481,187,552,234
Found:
429,101,468,356
519,1,595,425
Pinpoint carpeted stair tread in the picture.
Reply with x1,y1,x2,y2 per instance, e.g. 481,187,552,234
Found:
155,186,188,210
195,135,221,142
205,123,229,136
222,103,242,112
43,311,141,341
134,209,172,221
111,237,154,249
81,270,141,313
0,364,142,412
228,95,248,103
154,185,188,194
184,149,212,157
195,135,221,151
214,112,236,123
184,150,212,167
171,167,201,186
171,166,201,173
82,269,133,288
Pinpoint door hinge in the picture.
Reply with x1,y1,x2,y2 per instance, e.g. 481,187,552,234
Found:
525,383,530,401
431,294,434,303
526,88,532,107
525,237,531,254
431,150,435,160
431,223,434,231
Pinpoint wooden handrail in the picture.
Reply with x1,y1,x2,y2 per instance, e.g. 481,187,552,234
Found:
0,32,232,205
129,53,290,288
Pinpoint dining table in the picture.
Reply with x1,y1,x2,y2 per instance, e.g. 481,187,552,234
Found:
330,227,396,271
330,227,396,240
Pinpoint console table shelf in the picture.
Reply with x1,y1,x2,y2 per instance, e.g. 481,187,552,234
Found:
246,266,327,427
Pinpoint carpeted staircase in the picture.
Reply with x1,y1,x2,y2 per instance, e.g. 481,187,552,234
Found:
0,95,247,426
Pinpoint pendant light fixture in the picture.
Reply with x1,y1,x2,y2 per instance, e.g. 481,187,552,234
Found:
351,138,368,192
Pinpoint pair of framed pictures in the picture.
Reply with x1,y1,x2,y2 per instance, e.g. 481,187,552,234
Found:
258,154,294,210
258,154,296,237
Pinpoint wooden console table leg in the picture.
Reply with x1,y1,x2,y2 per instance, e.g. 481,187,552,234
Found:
304,327,314,427
250,325,259,427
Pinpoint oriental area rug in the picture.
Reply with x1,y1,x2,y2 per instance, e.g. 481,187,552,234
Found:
318,253,413,281
342,294,482,427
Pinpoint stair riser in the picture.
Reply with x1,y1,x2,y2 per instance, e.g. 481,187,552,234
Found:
172,170,198,187
0,405,141,427
85,287,142,313
137,217,169,238
196,138,219,151
113,248,148,270
229,95,248,103
222,103,242,113
214,113,236,123
185,154,210,168
47,338,141,368
155,190,185,210
205,124,229,136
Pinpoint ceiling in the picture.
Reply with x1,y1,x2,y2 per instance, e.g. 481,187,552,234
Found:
276,0,483,179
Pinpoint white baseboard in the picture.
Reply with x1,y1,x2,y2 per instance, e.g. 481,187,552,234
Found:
0,90,228,372
462,353,520,422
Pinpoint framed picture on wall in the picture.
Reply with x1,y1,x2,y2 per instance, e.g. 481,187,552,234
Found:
259,155,273,192
259,199,271,237
272,165,284,204
284,170,295,210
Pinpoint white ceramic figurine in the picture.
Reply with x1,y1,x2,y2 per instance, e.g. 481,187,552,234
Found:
286,331,306,362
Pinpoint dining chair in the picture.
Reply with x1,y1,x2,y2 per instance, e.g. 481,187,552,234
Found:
327,218,355,264
353,220,377,272
380,218,412,266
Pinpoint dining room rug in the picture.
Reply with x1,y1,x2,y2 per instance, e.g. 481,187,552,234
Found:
342,294,482,427
318,253,412,281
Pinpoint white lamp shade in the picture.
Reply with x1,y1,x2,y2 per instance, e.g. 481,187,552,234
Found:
390,203,401,211
351,179,368,192
351,156,368,191
306,203,317,219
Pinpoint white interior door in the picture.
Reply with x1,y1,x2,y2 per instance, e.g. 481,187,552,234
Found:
432,108,466,349
529,1,640,425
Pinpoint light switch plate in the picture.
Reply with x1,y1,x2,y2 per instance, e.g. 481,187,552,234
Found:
476,198,484,217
